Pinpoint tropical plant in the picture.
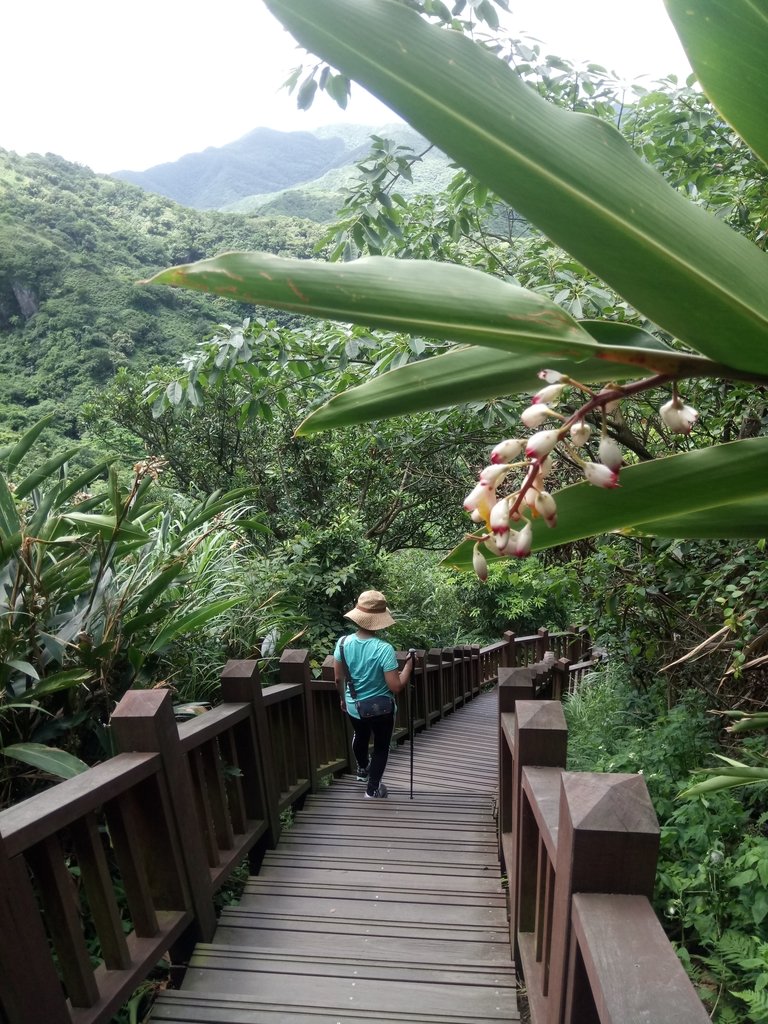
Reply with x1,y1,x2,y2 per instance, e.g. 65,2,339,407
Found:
143,0,768,571
0,416,261,803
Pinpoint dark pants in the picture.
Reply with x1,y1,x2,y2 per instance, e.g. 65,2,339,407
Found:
349,711,394,795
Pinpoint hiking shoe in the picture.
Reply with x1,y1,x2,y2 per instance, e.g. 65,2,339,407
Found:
365,783,388,799
356,765,369,782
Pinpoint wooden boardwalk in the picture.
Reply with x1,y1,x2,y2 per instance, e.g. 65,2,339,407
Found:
152,688,519,1023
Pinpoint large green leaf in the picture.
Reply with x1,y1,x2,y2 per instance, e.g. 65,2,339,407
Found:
665,0,768,169
14,448,80,500
264,0,768,376
2,742,89,780
62,512,150,542
146,254,716,378
5,415,55,474
444,436,768,567
297,321,676,433
23,669,91,700
0,473,20,539
147,597,244,653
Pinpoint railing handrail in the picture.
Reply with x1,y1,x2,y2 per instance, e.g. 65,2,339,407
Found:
498,659,710,1024
0,622,601,1024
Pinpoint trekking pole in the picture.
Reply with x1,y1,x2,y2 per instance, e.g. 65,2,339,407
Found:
408,649,417,799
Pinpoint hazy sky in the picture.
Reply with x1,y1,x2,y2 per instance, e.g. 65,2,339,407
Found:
3,1,691,174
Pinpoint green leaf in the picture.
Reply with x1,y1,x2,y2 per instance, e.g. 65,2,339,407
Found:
7,660,40,681
14,448,80,500
5,415,55,474
297,322,672,433
24,669,91,700
2,742,89,779
147,597,244,653
665,0,768,168
62,512,150,542
263,0,768,376
145,254,713,380
443,436,768,567
177,487,259,538
0,473,20,538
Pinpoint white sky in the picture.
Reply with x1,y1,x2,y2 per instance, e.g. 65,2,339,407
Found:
2,1,691,174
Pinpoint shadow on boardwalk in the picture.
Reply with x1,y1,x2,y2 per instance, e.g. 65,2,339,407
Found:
152,688,519,1023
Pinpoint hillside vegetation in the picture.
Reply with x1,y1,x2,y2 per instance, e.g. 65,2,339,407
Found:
0,148,322,440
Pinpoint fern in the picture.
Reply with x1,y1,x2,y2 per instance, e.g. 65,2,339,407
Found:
731,986,768,1023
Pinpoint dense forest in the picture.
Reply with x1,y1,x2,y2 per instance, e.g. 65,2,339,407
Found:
2,0,768,1019
0,147,323,439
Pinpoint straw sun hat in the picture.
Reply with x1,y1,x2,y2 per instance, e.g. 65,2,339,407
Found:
344,590,396,631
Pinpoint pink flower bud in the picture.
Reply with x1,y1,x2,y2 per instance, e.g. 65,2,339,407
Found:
490,497,510,534
534,490,557,528
583,462,620,488
511,521,533,558
464,481,495,519
538,455,554,480
470,509,483,524
522,486,539,510
533,383,565,405
538,369,566,384
491,438,525,464
473,543,489,581
598,436,622,472
480,464,511,487
521,403,554,429
660,397,698,434
570,420,591,447
525,429,560,461
494,530,510,552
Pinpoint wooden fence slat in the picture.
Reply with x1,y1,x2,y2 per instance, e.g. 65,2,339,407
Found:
220,660,281,848
0,834,71,1023
111,689,216,941
26,834,100,1008
69,812,131,971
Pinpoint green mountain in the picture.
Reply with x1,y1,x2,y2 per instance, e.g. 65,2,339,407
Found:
113,126,364,210
0,148,322,441
114,124,455,220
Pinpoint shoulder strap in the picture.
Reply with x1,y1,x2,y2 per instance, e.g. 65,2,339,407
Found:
339,635,358,699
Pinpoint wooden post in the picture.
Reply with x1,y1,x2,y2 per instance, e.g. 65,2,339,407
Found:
498,667,536,868
0,833,71,1024
111,689,217,942
537,627,550,661
547,772,660,1024
553,657,570,701
279,650,319,793
219,659,281,849
413,650,429,730
428,649,444,721
503,630,516,667
510,701,567,961
322,654,353,773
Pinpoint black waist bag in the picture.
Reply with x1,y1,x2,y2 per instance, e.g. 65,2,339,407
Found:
354,693,395,718
339,636,394,718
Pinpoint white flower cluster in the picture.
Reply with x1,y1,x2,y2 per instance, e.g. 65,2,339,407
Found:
464,370,698,579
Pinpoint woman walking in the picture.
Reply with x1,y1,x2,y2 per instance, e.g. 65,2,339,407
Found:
334,590,413,799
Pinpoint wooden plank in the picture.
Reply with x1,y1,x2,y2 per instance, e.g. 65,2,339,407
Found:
148,688,517,1024
234,892,508,927
569,893,710,1024
177,703,250,750
181,967,516,1019
189,944,515,984
153,987,519,1023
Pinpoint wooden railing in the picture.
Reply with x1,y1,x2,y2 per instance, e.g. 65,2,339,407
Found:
498,658,710,1024
1,624,543,1024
